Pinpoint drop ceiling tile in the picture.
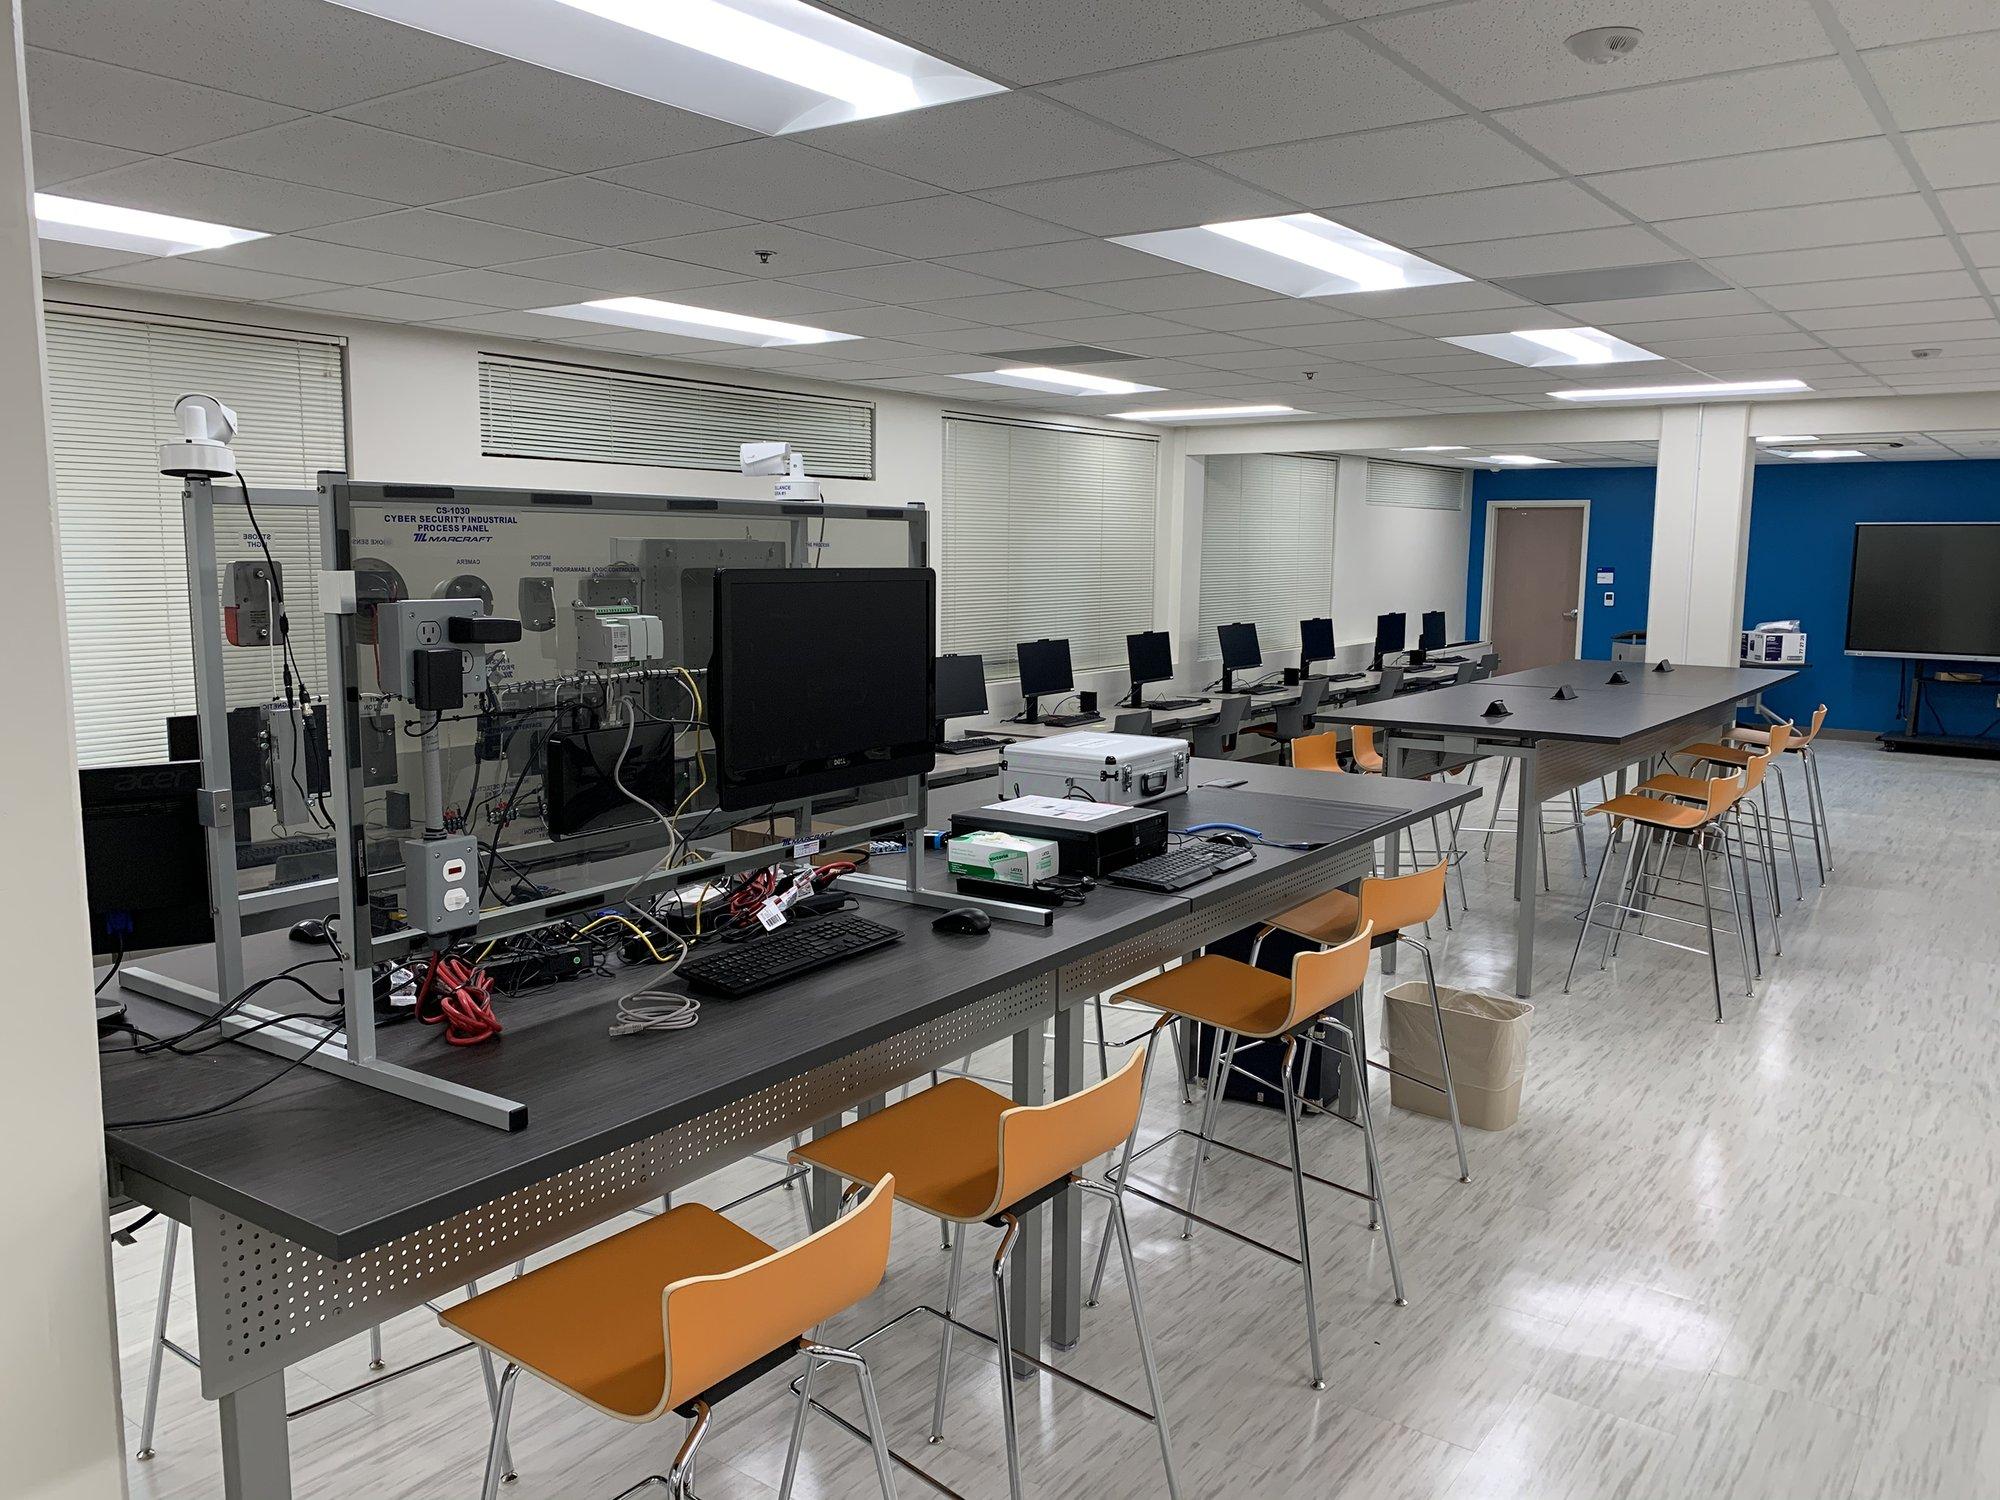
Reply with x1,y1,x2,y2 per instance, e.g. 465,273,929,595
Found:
36,242,148,276
1043,28,1457,157
904,288,1114,325
1584,138,1916,221
337,62,750,174
1938,184,2000,234
53,157,393,234
810,0,1328,87
1607,311,1801,339
375,268,605,310
24,48,300,153
1341,283,1539,317
24,0,494,111
1642,333,1830,357
1906,122,2000,190
978,161,1291,238
1195,346,1341,371
1109,331,1269,356
788,261,1018,302
302,210,590,266
786,196,1072,258
1819,320,2000,348
1826,0,2000,49
795,93,1165,191
1364,0,1834,110
427,310,622,341
1079,272,1280,313
672,282,875,319
1553,289,1771,322
1791,298,1995,331
185,236,455,284
185,117,556,207
1711,237,1965,285
1342,181,1627,248
1206,117,1554,206
1662,195,1944,257
1175,300,1364,332
82,258,338,301
1758,270,1981,309
1966,233,2000,266
554,329,737,359
804,305,978,338
936,239,1167,287
1691,347,1857,369
29,132,140,187
443,178,744,246
601,138,933,221
1435,225,1677,278
1257,319,1415,348
1384,307,1586,336
1864,32,2000,130
894,325,1060,354
280,286,503,321
1495,59,1879,174
627,223,898,277
1013,312,1199,342
1981,268,2000,294
486,248,740,296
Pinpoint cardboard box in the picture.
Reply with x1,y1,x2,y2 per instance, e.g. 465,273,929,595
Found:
946,830,1058,887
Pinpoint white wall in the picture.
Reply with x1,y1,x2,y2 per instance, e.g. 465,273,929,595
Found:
0,6,129,1494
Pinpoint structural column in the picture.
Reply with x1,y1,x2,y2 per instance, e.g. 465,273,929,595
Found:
1646,402,1756,666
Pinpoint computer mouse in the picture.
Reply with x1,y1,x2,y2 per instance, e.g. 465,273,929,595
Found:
1208,832,1254,849
932,907,992,936
289,918,330,945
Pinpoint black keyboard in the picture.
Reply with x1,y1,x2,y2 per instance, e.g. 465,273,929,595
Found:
1107,842,1255,892
1322,672,1366,684
240,835,336,869
1039,712,1102,728
938,735,1008,755
1247,684,1288,697
1145,696,1207,711
1429,654,1468,665
680,914,903,998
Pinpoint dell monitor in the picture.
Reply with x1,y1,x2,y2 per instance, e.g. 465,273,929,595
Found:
543,722,678,839
1419,610,1447,653
935,653,989,736
1015,637,1075,723
1217,622,1261,693
1125,631,1174,707
1372,611,1407,670
1299,617,1336,673
710,567,936,810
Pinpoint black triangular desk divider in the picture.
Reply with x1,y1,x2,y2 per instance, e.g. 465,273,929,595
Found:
1607,670,1631,685
1551,684,1578,701
1482,698,1512,717
1653,658,1675,672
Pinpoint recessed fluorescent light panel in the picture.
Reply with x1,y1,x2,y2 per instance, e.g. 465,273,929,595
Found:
1443,327,1659,368
535,297,859,347
1756,434,1818,445
1112,213,1469,298
1398,445,1468,452
34,193,265,257
325,0,1005,134
1110,404,1299,422
1480,454,1559,466
1550,378,1810,402
954,367,1163,397
1785,448,1866,459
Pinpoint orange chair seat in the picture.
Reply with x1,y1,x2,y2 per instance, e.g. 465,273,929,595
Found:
792,1077,1011,1223
1634,772,1710,800
1263,886,1362,946
1681,741,1753,765
441,1205,774,1420
1589,792,1711,830
1114,954,1297,1038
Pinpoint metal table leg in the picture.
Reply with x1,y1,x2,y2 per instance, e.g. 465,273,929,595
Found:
1381,735,1405,977
1009,1021,1046,1377
1050,1003,1086,1350
1514,749,1541,997
807,1114,845,1231
218,1371,290,1500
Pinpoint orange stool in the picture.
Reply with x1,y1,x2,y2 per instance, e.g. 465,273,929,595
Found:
791,1050,1178,1500
1686,716,1817,896
1640,743,1785,966
1291,729,1346,771
1092,925,1402,1390
440,1176,900,1500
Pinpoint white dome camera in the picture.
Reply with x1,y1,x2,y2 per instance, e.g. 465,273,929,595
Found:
159,392,240,478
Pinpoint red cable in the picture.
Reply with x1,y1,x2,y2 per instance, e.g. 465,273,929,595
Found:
416,952,502,1046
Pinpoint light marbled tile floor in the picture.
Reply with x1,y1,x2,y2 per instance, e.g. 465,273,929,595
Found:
112,739,2000,1499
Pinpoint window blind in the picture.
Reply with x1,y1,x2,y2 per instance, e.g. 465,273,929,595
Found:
1196,454,1338,656
480,353,876,479
44,307,347,767
1365,458,1464,510
940,414,1159,676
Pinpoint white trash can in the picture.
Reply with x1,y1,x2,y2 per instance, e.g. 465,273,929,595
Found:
1383,984,1532,1131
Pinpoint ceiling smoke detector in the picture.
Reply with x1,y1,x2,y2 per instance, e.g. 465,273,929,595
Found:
1566,26,1644,64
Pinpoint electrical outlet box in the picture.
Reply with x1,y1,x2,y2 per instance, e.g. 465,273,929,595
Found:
378,599,491,703
402,835,480,935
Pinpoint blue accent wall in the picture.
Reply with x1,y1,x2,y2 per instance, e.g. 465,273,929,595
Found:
1466,458,2000,734
1466,467,1656,661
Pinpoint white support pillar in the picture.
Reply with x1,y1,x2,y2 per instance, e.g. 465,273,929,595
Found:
1646,402,1755,667
0,4,132,1496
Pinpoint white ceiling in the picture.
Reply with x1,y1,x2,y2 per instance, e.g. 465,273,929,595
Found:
1341,429,2000,468
25,0,2000,430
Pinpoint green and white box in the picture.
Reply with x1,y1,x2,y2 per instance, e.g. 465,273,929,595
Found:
946,830,1059,886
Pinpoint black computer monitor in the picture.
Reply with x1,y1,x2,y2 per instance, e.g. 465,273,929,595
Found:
543,722,678,839
1372,611,1406,668
1420,610,1447,653
1125,631,1174,706
1299,617,1335,671
935,653,989,727
1015,637,1074,722
1217,621,1261,692
711,568,936,810
79,761,213,963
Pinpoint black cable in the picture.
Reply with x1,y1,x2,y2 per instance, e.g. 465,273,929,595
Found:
104,1023,340,1129
235,471,332,830
110,1209,159,1244
96,961,340,1057
95,942,123,996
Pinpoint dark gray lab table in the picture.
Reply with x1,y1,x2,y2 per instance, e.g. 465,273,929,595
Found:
100,766,1474,1500
1318,659,1794,996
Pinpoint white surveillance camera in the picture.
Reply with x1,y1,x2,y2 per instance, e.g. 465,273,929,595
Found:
159,392,240,478
739,440,794,477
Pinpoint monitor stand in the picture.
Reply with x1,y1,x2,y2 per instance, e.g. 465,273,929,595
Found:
1126,681,1148,709
1220,669,1238,694
1019,694,1042,724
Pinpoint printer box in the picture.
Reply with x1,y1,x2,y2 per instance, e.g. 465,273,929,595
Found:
950,795,1168,877
1740,629,1806,665
998,731,1189,805
946,830,1059,887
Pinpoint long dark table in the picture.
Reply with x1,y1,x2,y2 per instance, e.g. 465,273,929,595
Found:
101,765,1475,1499
1318,659,1795,996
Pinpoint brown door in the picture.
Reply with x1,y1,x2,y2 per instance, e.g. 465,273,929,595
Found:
1488,505,1584,671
